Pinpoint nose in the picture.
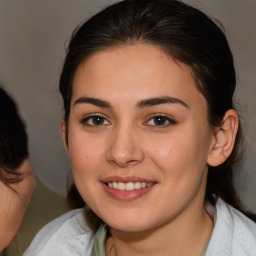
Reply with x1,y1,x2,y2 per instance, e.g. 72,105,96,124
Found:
106,125,145,168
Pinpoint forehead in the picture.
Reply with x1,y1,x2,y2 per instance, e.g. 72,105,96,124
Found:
72,43,204,108
75,43,193,78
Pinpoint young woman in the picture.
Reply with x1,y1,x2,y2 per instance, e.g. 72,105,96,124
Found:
24,0,256,255
0,88,36,254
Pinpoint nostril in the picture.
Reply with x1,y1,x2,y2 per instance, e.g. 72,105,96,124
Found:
106,133,145,167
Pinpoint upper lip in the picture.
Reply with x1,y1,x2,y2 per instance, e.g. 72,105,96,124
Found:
101,176,155,183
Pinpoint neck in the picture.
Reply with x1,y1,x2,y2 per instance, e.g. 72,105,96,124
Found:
107,199,213,256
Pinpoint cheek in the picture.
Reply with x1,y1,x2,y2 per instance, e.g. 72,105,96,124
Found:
147,128,210,177
68,135,104,204
68,132,104,177
148,135,193,168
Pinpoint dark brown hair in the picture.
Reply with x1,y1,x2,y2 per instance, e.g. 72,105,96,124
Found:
61,0,255,229
0,87,28,187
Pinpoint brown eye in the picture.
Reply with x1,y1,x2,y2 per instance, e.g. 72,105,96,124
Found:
146,115,176,127
91,116,105,125
82,115,110,126
153,116,168,125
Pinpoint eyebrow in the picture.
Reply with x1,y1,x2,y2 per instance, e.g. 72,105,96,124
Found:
137,96,189,108
73,96,189,109
74,97,111,108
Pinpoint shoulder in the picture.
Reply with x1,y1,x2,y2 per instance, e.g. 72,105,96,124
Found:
206,198,256,256
23,208,94,256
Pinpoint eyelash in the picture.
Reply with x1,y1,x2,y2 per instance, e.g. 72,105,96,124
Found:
80,114,176,127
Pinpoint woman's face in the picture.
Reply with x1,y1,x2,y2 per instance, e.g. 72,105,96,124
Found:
64,43,215,232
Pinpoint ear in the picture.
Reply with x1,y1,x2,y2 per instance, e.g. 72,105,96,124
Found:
207,109,239,167
60,120,69,152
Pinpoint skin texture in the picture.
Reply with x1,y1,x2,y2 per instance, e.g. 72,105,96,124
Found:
61,43,238,256
0,158,36,252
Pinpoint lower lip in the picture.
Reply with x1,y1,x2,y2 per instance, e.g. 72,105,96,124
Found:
103,183,155,201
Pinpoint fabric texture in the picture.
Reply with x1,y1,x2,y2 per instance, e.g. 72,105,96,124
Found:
23,208,94,256
23,199,256,256
206,199,256,255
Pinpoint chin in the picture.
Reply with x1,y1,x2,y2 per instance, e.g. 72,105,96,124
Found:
110,222,149,233
102,212,156,233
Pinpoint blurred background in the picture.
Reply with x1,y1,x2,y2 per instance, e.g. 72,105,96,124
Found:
0,0,255,255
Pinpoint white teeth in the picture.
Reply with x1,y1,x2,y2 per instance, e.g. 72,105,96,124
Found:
134,182,142,189
118,182,126,190
126,182,134,191
107,181,153,191
113,182,118,189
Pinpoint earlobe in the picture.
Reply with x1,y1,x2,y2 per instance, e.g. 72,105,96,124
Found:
207,109,239,167
60,120,69,152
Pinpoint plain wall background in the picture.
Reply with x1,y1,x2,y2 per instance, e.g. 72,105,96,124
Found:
0,0,255,212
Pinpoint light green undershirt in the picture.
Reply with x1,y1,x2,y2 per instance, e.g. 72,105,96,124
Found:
90,224,108,256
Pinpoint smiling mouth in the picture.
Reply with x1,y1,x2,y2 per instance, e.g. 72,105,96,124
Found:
107,181,153,191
